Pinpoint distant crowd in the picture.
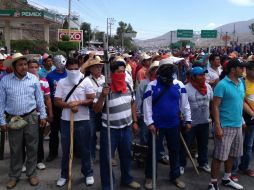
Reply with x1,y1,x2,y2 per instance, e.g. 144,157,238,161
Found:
0,45,254,190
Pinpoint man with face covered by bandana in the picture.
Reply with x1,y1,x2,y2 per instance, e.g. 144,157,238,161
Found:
93,57,141,190
46,55,67,162
180,67,213,175
54,58,95,187
143,58,192,189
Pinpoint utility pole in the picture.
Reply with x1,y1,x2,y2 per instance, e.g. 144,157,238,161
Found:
106,18,115,50
68,0,71,37
121,32,124,49
233,24,236,42
225,32,228,47
170,31,173,49
106,18,109,50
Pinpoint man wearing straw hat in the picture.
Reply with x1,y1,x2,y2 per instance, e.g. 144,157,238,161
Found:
0,53,47,189
54,58,95,187
136,60,159,146
84,56,105,162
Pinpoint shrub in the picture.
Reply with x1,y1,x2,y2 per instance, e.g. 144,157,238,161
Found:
11,40,47,54
58,41,79,57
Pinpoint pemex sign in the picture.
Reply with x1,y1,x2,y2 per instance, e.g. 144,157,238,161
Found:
58,29,83,42
20,11,43,17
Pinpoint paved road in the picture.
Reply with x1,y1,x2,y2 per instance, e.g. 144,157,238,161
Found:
0,138,254,190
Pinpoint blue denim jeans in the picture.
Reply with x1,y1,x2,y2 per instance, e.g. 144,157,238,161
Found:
60,120,93,179
138,116,166,158
145,127,180,181
138,116,148,145
157,131,167,160
239,125,254,171
100,126,133,190
231,126,254,175
89,109,97,161
180,123,209,167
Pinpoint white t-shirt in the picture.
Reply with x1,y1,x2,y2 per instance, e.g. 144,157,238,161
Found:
55,77,95,121
87,74,105,92
206,67,222,83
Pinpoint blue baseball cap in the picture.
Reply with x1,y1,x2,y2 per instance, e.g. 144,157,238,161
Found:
191,66,208,75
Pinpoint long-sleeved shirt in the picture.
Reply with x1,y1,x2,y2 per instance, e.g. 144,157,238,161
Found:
143,79,191,128
136,78,150,116
0,73,47,125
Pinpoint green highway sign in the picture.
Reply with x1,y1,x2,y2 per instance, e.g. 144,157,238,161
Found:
177,29,193,38
201,30,217,38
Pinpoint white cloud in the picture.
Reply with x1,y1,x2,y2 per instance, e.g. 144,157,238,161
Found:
228,0,254,6
207,23,216,28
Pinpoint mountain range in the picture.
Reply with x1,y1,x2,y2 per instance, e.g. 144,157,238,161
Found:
135,19,254,48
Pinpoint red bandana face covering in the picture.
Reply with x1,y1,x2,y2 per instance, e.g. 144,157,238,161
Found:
190,76,207,95
0,65,6,71
150,74,156,81
110,73,127,93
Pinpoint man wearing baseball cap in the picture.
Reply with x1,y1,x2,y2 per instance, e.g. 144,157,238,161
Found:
232,60,254,179
180,67,213,175
208,59,254,190
38,53,55,79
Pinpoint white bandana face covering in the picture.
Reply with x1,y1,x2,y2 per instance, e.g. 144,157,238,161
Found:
66,69,82,85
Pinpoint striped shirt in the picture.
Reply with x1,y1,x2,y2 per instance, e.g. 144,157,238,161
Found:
94,82,135,129
0,72,47,125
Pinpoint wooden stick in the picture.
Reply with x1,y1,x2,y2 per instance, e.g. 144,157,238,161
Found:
68,111,74,190
152,133,156,190
180,132,200,176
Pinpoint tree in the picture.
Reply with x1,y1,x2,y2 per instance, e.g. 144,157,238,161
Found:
80,22,92,44
11,40,47,54
62,18,69,29
249,23,254,35
116,21,128,36
114,21,137,51
58,35,79,57
94,31,105,42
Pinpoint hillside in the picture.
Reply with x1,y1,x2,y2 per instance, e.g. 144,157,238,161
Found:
135,19,254,48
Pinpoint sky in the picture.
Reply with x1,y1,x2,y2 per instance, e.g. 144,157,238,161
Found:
28,0,254,40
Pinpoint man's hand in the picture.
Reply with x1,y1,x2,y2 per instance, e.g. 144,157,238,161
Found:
242,124,247,132
40,119,47,128
132,123,139,135
185,123,192,132
101,86,110,97
0,125,8,132
215,126,223,139
148,124,156,135
71,106,79,113
47,114,54,123
68,101,81,108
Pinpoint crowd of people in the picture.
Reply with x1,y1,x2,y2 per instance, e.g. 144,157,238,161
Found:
0,46,254,190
